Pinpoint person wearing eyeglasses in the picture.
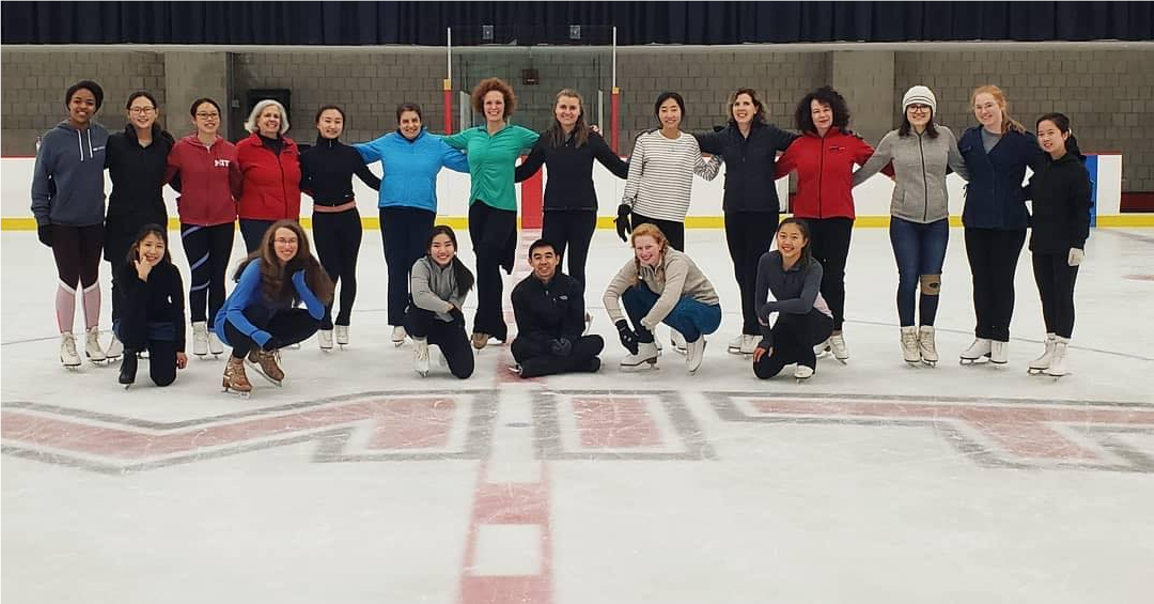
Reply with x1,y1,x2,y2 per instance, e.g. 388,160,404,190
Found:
103,91,177,361
165,97,242,359
851,86,969,366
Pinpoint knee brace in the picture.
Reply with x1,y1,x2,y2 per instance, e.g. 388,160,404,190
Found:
919,274,941,296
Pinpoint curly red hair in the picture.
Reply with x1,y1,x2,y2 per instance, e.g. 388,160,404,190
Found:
470,78,516,118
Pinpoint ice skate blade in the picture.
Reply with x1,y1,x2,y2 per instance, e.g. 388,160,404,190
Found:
920,360,937,367
393,340,405,348
619,359,659,371
1027,367,1048,375
222,386,252,398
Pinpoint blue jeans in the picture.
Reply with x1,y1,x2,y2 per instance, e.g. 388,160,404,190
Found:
889,217,949,327
621,283,721,343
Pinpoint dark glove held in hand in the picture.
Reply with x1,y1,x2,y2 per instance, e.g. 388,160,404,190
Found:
615,320,639,355
550,337,573,357
614,204,632,243
37,224,52,247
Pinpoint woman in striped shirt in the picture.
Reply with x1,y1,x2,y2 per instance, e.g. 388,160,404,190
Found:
617,91,722,253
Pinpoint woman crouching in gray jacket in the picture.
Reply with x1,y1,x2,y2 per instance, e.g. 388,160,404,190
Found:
852,85,968,367
405,225,475,379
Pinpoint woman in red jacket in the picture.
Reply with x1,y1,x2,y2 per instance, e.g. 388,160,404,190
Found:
775,86,878,363
236,99,302,252
165,97,242,358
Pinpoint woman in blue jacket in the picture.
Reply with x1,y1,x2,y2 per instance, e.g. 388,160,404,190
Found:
957,85,1045,366
215,220,334,394
356,103,469,346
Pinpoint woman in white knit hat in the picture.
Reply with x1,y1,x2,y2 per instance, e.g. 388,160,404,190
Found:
851,85,969,366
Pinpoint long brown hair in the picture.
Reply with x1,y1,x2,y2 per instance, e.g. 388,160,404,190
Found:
234,220,334,306
971,85,1026,135
545,88,590,149
629,223,670,285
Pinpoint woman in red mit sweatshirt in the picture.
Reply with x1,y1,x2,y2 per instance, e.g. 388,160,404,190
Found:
775,86,880,363
165,97,242,358
236,99,302,253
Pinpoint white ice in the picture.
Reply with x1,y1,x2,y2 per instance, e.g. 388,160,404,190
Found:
3,227,1153,604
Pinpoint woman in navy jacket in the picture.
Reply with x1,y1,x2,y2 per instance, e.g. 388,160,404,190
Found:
957,85,1045,366
694,88,798,356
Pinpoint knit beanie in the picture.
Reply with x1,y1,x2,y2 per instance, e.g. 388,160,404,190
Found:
902,85,937,114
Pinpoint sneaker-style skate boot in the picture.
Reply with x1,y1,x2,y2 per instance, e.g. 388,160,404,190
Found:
900,326,920,365
959,338,992,365
1044,337,1069,377
1028,334,1057,375
222,356,252,395
85,327,107,364
60,332,81,369
192,321,209,357
918,326,939,366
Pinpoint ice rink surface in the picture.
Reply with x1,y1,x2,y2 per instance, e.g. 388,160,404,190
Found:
3,226,1153,604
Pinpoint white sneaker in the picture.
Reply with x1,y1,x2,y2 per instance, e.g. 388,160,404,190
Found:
192,321,209,357
60,332,81,368
1045,337,1069,376
336,325,350,346
828,332,849,361
671,330,687,355
740,334,759,355
990,340,1009,364
960,338,991,363
1029,334,1057,373
685,337,706,373
208,330,224,356
106,332,124,360
918,326,938,364
727,333,745,355
620,341,660,370
413,337,430,376
794,364,815,380
392,325,407,347
84,327,107,362
318,329,334,350
900,326,920,364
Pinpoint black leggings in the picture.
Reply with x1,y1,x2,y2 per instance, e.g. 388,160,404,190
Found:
725,211,780,335
965,227,1026,342
1032,252,1079,339
468,202,517,341
805,217,853,331
753,309,834,379
224,308,320,359
511,334,604,378
313,209,362,327
239,219,276,254
52,223,104,290
541,210,597,290
404,307,475,379
115,322,178,387
631,212,685,252
380,207,436,326
181,222,235,328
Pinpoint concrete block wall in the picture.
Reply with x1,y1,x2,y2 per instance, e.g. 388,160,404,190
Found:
0,50,166,155
615,49,830,154
232,50,446,145
893,49,1154,192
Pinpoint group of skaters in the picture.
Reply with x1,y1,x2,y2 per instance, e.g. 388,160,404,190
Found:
31,76,1091,392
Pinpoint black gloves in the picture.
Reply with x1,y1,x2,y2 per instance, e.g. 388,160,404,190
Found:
37,224,52,247
550,337,573,357
615,320,639,355
449,307,465,324
285,256,308,274
614,204,632,243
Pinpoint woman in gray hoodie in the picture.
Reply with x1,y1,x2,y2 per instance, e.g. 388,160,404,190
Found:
852,85,969,366
405,225,475,379
31,80,112,369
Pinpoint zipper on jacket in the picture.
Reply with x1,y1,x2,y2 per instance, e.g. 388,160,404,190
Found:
918,133,928,222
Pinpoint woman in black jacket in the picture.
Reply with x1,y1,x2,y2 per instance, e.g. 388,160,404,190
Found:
515,89,629,298
113,224,188,388
104,91,176,360
1026,113,1092,378
694,88,798,356
299,105,381,350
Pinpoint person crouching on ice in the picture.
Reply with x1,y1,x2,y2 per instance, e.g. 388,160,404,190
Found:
752,218,835,381
509,239,604,378
603,223,721,373
113,224,188,388
406,225,476,379
215,220,333,394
